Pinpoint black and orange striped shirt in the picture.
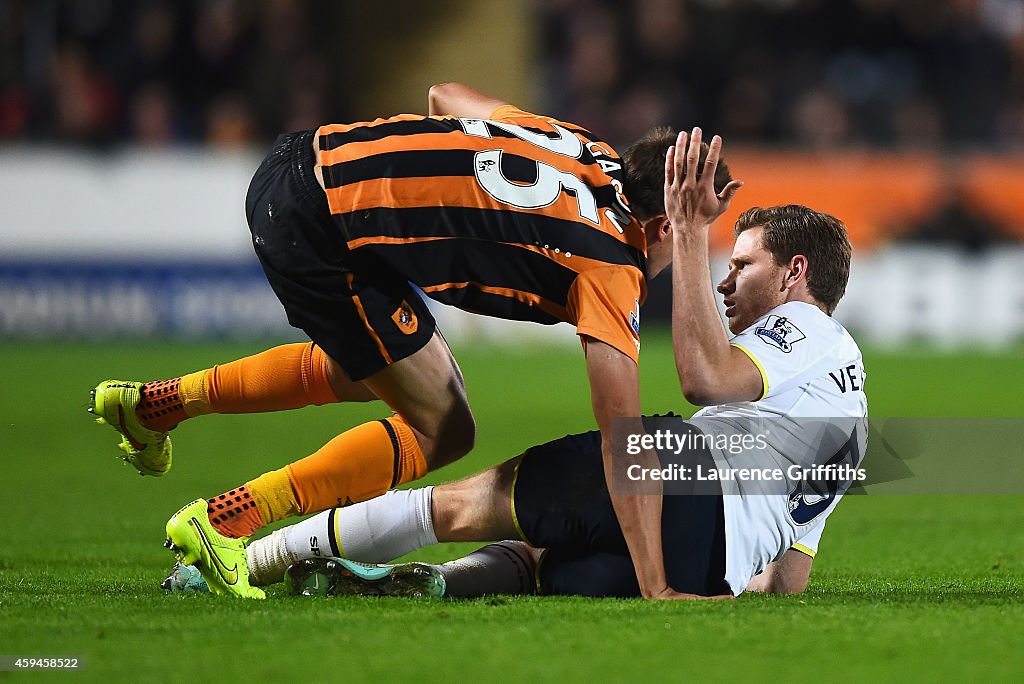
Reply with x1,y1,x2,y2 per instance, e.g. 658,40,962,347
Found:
315,105,647,362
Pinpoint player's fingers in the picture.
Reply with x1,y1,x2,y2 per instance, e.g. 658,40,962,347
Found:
719,180,744,205
703,135,723,186
665,145,675,188
673,130,688,186
684,127,702,188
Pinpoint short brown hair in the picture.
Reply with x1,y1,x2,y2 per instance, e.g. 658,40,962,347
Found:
735,205,852,314
622,126,732,223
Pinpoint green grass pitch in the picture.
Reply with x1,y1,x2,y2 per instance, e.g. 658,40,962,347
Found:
1,334,1022,681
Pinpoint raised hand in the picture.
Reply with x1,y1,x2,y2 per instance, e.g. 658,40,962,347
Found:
664,127,743,234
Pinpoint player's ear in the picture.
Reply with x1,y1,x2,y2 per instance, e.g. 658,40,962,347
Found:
785,255,809,289
643,215,671,243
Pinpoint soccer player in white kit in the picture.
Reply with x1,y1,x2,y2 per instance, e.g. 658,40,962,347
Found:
166,130,867,600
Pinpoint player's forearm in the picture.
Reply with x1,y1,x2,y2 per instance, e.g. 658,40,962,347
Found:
768,549,813,593
600,444,671,595
744,550,813,594
585,341,669,596
594,418,670,595
671,230,734,403
745,572,808,595
604,448,670,597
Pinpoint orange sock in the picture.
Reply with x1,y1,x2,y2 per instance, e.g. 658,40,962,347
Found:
136,343,336,431
207,469,300,538
177,342,338,419
206,485,264,538
246,416,429,523
136,378,187,432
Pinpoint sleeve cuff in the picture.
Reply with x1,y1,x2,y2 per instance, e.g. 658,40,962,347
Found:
731,343,769,400
791,543,817,558
488,104,534,121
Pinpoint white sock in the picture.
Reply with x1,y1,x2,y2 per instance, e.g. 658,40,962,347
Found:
284,487,436,556
247,487,437,585
246,528,291,586
438,541,536,598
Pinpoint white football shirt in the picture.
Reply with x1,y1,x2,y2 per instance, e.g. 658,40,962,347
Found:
691,301,868,595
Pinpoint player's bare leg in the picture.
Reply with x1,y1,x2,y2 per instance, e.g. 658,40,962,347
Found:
165,454,541,598
240,455,539,598
281,459,539,598
430,457,521,541
245,456,525,585
274,330,476,508
325,357,378,402
360,329,476,468
199,330,474,539
160,332,474,598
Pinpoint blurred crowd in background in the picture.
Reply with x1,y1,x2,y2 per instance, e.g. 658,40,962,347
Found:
3,0,1023,151
0,0,353,146
542,0,1024,151
1,0,1022,340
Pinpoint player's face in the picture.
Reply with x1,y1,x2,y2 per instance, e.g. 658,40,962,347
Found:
718,227,789,333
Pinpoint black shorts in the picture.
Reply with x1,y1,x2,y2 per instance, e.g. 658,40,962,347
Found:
244,132,436,381
511,426,729,597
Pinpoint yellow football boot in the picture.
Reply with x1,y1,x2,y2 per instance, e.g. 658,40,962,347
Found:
164,499,265,600
88,380,172,477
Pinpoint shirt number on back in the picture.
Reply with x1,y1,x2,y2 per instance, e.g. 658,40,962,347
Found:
461,118,601,225
788,425,864,525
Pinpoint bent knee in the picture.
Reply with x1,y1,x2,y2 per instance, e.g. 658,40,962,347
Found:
429,403,476,467
452,404,477,456
436,405,475,464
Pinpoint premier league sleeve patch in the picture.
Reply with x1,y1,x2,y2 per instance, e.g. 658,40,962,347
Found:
628,298,641,353
629,299,641,337
754,315,806,353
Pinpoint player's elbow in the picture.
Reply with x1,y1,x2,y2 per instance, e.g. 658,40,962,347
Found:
428,82,459,112
435,408,477,467
678,366,755,406
681,387,716,407
429,82,457,95
675,358,715,405
678,373,718,407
